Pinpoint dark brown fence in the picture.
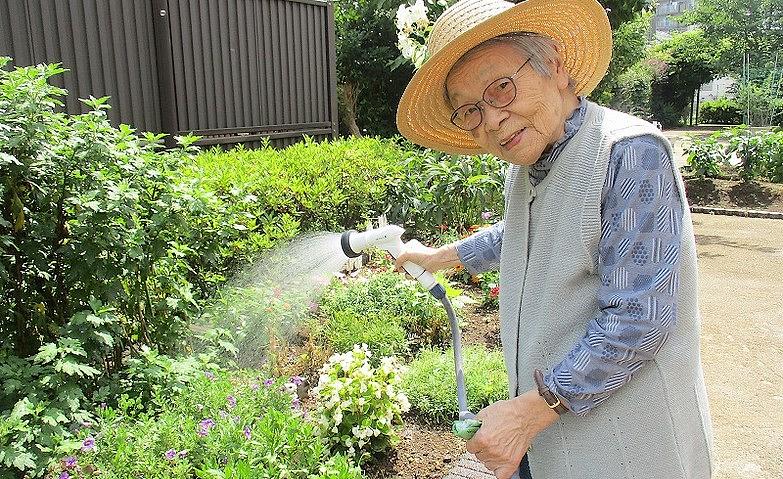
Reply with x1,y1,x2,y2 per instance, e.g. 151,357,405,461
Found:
0,0,338,148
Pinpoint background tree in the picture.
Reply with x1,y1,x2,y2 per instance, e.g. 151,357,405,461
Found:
648,30,723,127
335,0,414,137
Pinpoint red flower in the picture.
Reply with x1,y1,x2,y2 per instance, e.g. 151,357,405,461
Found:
489,286,500,298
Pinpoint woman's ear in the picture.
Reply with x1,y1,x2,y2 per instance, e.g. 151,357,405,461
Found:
549,43,570,91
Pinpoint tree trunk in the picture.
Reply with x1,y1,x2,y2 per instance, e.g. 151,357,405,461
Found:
338,82,362,137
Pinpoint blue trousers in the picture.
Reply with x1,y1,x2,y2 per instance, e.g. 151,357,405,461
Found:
519,454,533,479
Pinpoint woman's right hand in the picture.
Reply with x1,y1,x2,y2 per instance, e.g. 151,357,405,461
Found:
393,241,462,274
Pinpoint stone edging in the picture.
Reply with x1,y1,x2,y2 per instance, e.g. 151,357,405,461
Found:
690,206,783,220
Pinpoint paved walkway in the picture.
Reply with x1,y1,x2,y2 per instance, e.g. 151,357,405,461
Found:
444,213,783,479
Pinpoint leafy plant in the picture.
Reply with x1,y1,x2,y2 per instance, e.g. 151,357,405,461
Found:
321,310,408,361
318,272,448,352
312,345,409,464
386,146,506,238
401,346,508,423
686,133,727,179
45,373,361,479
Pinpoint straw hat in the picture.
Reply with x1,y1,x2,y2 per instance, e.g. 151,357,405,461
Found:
396,0,612,155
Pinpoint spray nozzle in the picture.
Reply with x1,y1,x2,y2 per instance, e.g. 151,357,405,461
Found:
340,226,444,299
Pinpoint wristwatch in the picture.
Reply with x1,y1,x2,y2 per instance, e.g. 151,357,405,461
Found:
533,369,570,415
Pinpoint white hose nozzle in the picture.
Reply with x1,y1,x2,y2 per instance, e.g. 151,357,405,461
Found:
340,226,442,297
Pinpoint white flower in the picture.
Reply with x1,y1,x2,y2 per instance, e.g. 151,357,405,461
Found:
410,0,429,28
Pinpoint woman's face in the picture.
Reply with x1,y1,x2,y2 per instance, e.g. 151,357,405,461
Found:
446,42,574,166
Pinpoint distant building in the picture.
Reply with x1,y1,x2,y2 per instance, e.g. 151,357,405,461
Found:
650,0,696,38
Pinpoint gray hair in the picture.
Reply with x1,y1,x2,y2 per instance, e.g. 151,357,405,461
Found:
445,32,576,106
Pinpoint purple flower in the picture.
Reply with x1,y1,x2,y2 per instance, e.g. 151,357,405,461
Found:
164,449,177,460
482,211,493,220
178,449,189,458
290,375,304,386
59,472,70,479
62,456,77,469
227,395,237,409
81,435,96,452
263,378,274,387
204,371,216,381
243,425,251,440
291,398,301,409
198,418,216,437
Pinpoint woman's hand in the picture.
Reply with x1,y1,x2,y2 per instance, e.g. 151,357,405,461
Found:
393,242,462,274
466,390,560,479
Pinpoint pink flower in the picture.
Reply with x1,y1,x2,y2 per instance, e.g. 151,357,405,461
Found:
482,211,493,220
59,472,70,479
264,378,274,387
164,449,177,460
290,375,304,386
489,286,500,299
250,383,260,392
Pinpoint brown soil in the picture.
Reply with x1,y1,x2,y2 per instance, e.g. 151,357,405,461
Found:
683,176,783,212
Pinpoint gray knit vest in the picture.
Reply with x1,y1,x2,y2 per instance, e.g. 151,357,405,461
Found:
499,102,714,478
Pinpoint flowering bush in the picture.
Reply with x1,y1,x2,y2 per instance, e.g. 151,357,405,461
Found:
41,372,363,479
394,0,453,69
313,345,410,463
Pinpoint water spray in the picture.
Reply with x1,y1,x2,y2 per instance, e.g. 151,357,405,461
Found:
340,225,482,440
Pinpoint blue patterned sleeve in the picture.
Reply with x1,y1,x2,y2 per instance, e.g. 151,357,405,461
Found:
454,221,504,274
544,135,683,415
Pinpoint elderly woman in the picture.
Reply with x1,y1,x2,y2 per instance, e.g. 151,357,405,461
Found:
393,0,714,478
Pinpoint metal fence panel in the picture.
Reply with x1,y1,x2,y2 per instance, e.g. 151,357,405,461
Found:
0,0,338,148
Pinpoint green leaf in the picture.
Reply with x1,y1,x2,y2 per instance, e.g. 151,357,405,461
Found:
33,343,57,364
55,358,100,377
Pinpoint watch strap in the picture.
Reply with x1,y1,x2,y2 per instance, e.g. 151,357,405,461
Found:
533,369,569,415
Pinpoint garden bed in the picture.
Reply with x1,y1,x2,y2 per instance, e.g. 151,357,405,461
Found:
683,176,783,213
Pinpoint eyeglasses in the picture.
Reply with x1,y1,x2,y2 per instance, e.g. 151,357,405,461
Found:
450,58,532,131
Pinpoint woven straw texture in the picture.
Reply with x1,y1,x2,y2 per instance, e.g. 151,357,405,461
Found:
396,0,611,155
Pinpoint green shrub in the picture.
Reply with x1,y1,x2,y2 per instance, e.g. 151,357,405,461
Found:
185,136,403,233
322,310,408,360
700,98,743,125
401,346,508,424
385,145,506,239
686,133,727,178
45,373,362,479
318,272,448,352
312,345,409,464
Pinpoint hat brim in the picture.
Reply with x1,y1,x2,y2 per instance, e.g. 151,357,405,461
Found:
396,0,612,155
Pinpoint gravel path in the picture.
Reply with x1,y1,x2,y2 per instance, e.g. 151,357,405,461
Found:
693,213,783,478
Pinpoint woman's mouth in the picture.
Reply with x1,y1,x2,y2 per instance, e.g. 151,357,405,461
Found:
500,128,526,150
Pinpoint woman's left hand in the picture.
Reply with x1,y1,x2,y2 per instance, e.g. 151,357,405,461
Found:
466,390,560,479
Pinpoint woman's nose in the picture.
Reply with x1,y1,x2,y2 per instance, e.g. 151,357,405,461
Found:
482,104,508,132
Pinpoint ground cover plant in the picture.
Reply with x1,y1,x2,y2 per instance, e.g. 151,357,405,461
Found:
316,272,450,354
46,372,362,479
401,346,508,424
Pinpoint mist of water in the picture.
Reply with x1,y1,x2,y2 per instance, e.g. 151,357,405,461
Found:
191,231,350,368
